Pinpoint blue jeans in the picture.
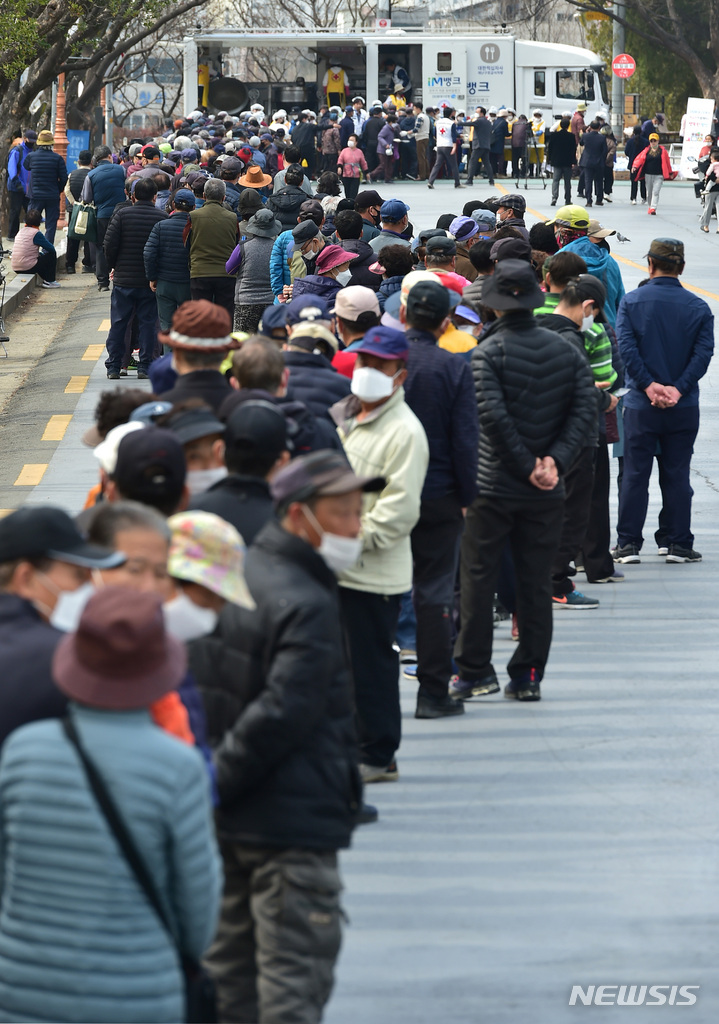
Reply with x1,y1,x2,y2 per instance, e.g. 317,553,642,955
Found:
395,592,416,651
105,285,159,374
28,196,60,243
617,403,699,549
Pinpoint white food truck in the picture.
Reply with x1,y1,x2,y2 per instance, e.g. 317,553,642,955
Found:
183,30,609,123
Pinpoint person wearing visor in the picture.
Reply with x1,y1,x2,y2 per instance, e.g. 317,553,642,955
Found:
0,506,124,747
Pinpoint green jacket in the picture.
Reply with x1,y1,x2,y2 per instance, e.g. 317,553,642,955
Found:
330,387,429,595
535,292,616,390
188,200,238,278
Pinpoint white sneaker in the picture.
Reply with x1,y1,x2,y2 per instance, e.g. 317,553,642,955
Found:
631,199,636,205
41,280,61,288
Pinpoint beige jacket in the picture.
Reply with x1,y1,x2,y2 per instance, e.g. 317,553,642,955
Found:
330,387,429,595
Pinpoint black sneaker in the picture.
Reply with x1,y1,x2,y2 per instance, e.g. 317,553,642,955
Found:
98,283,109,292
107,371,120,380
82,265,94,274
504,677,541,701
612,543,641,564
137,370,149,380
666,545,702,563
65,264,76,274
449,673,500,699
415,693,466,719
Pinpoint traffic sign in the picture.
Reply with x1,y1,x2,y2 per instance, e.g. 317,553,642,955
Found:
612,53,636,78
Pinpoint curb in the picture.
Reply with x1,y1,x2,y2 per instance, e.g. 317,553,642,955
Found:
3,239,68,320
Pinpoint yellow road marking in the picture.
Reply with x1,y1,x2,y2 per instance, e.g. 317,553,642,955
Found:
65,375,89,394
42,415,73,441
14,464,48,486
0,509,14,518
495,181,719,303
82,344,105,361
99,319,111,331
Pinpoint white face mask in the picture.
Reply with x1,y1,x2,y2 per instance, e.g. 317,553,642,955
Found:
350,366,397,402
48,581,96,632
335,269,352,286
348,140,357,148
581,313,595,333
163,592,219,641
302,504,363,574
186,466,227,496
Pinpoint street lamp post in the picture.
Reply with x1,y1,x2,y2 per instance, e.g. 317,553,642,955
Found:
611,1,626,139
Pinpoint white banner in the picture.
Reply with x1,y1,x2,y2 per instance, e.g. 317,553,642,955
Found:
679,97,715,179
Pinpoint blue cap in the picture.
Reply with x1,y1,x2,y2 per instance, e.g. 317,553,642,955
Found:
449,215,479,242
471,208,497,229
259,304,290,334
380,199,410,221
354,326,409,361
285,294,329,325
129,401,174,424
455,304,481,324
173,188,196,207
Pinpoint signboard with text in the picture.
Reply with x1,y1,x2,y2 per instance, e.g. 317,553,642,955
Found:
611,53,636,78
66,130,90,173
680,96,716,179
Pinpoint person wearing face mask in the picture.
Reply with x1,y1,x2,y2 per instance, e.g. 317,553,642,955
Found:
354,189,383,242
159,401,228,497
329,327,429,782
289,218,327,283
536,275,621,601
336,133,367,201
554,211,626,327
194,449,380,1024
157,299,239,412
189,399,290,543
291,243,359,303
0,506,124,748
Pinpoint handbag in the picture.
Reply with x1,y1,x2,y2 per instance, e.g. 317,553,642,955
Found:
62,717,217,1024
68,200,97,243
385,145,394,156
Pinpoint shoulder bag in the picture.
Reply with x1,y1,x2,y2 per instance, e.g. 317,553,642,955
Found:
62,717,217,1024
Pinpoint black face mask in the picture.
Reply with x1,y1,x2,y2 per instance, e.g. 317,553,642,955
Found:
370,209,381,226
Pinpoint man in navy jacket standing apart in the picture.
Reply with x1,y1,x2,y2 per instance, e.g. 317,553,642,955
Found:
614,238,714,565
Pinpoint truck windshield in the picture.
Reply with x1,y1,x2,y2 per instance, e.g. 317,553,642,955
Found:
556,69,595,101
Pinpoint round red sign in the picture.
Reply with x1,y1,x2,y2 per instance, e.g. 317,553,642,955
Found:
612,53,636,78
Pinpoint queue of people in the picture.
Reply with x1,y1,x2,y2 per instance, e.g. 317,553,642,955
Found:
0,96,714,1024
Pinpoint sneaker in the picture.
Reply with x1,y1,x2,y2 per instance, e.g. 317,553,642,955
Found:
552,590,599,609
465,179,474,186
648,208,656,215
449,673,500,700
355,802,378,825
595,202,604,206
119,368,128,377
107,371,120,380
550,199,557,206
137,370,149,380
631,199,637,205
98,283,110,292
415,693,465,719
604,196,612,202
666,545,702,563
82,265,94,274
585,201,593,207
587,569,625,583
455,184,466,188
657,546,669,556
127,356,139,370
403,663,417,679
504,675,541,701
65,265,76,275
41,280,61,288
612,543,641,564
359,760,398,783
427,183,434,189
399,648,416,663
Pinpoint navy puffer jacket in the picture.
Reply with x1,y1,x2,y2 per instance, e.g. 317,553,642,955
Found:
104,201,168,288
23,148,66,199
144,211,191,283
291,274,342,303
284,350,352,419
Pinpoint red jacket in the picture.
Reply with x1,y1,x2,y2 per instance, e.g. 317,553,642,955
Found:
632,145,677,181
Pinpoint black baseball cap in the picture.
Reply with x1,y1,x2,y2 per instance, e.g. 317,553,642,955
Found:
271,450,384,509
405,280,451,323
480,259,545,310
259,304,291,335
574,273,608,322
355,190,384,209
164,407,225,445
0,506,124,568
113,427,186,505
225,400,288,457
490,237,532,263
425,235,457,257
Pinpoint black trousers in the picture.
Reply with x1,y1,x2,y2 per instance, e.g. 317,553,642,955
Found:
65,234,92,268
411,494,464,700
552,165,572,204
429,148,460,186
340,587,401,768
8,191,28,238
190,276,236,325
342,176,360,200
582,442,614,581
93,216,111,287
552,446,595,596
584,164,604,204
455,495,564,684
466,147,494,184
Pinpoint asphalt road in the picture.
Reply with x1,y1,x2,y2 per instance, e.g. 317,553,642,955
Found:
3,177,718,1022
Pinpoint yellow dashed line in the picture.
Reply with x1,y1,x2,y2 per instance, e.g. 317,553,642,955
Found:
494,181,719,303
0,509,14,518
42,415,73,441
65,376,89,394
99,319,111,331
14,464,48,486
82,344,105,361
